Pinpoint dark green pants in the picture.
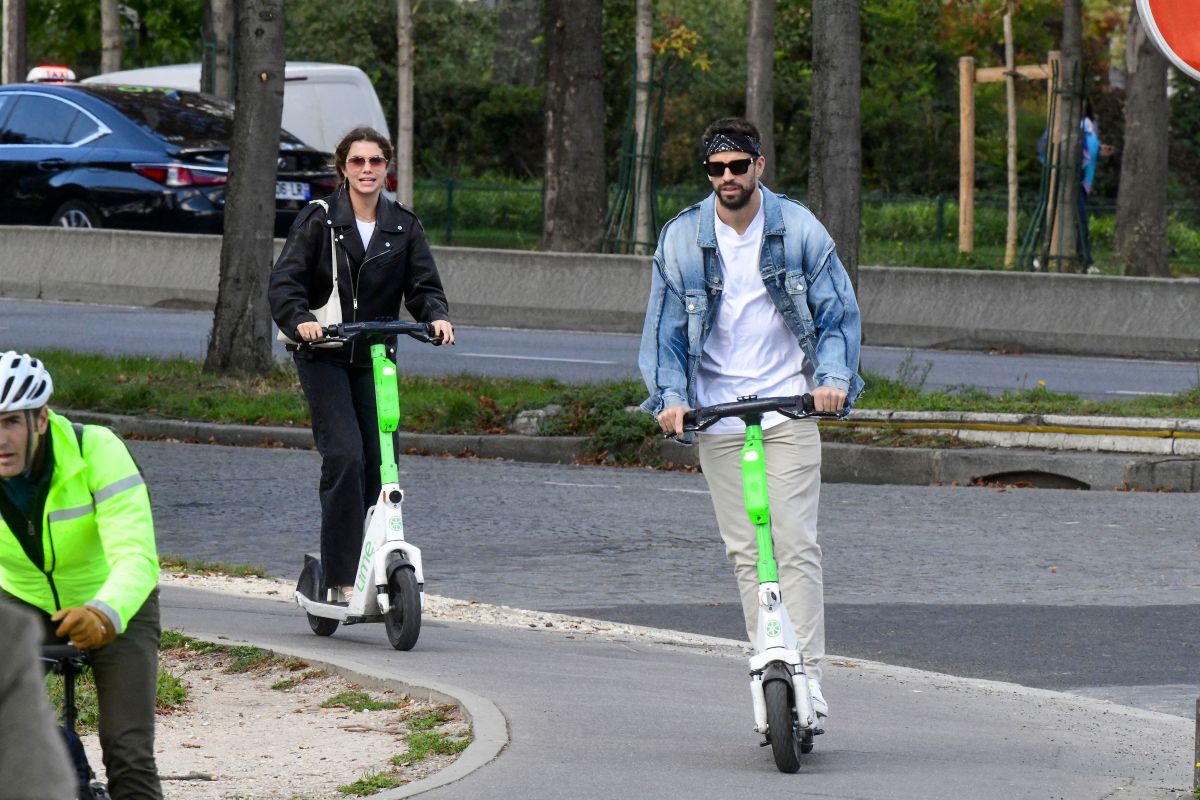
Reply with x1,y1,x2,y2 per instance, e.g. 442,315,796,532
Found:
3,589,163,800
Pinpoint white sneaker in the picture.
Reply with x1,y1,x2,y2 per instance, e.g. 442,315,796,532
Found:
808,678,829,718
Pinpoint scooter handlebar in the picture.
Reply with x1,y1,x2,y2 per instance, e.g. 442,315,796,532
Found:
305,320,443,348
681,394,844,433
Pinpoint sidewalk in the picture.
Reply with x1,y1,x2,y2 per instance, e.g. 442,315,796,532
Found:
161,582,1194,800
67,409,1200,491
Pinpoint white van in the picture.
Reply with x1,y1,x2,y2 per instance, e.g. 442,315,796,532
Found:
82,62,390,154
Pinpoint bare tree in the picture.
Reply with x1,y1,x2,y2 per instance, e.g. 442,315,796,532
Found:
746,0,776,187
204,0,286,376
1,0,26,84
494,0,539,87
809,0,861,286
1115,2,1170,277
100,0,121,74
1049,0,1084,272
396,0,413,206
201,0,235,99
542,0,606,252
632,0,654,254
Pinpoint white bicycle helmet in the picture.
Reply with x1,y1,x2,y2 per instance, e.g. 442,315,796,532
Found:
0,351,54,412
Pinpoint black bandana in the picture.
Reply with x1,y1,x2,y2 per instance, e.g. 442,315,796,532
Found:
703,132,761,160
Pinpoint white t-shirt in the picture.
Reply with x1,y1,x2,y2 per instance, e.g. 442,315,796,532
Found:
355,218,376,250
695,203,813,434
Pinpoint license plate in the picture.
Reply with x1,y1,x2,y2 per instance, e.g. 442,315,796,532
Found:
275,181,309,201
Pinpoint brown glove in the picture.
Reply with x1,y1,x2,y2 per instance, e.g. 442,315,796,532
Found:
51,606,118,650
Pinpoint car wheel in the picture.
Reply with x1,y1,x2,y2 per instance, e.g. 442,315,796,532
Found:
51,200,101,229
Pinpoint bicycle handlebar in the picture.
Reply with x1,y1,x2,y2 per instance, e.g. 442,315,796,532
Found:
681,394,846,432
40,644,86,663
303,320,443,348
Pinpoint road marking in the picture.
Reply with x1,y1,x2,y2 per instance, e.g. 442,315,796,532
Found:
658,488,710,495
457,353,617,365
544,481,621,489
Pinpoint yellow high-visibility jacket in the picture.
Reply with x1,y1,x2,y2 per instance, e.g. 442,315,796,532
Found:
0,410,157,632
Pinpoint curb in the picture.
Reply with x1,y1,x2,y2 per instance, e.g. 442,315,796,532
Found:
847,409,1200,457
67,410,1200,492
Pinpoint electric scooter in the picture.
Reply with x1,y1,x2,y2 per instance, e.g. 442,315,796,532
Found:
293,320,442,651
682,393,842,773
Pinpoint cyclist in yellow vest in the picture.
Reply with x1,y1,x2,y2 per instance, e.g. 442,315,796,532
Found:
0,352,162,800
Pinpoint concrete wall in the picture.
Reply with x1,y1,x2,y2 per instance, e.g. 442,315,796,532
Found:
858,267,1200,361
3,225,1198,359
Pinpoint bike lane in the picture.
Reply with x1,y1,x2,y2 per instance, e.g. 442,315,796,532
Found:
161,583,1189,799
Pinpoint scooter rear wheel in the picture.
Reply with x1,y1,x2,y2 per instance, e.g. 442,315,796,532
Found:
298,558,339,636
764,678,802,773
385,567,421,651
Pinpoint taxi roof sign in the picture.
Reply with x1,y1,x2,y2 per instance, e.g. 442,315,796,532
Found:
1136,0,1200,82
26,65,77,83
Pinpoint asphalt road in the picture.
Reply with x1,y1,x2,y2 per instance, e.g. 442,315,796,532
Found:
3,297,1198,399
135,439,1200,719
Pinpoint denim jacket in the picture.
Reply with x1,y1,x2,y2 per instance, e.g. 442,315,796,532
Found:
638,184,864,422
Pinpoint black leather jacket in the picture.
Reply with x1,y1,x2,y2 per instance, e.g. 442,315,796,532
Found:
268,187,449,364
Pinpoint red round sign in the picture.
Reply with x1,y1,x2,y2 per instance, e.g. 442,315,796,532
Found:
1136,0,1200,81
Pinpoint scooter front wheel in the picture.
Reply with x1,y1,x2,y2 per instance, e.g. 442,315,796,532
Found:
764,678,802,773
385,567,421,651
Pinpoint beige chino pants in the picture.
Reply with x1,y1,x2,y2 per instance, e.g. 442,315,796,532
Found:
698,418,826,682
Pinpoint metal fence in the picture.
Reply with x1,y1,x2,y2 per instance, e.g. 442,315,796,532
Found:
411,179,1200,273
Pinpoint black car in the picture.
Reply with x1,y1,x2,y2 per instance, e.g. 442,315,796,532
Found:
0,83,338,235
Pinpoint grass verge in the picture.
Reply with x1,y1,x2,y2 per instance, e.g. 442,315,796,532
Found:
40,349,1200,465
337,702,472,796
158,555,270,578
45,630,220,735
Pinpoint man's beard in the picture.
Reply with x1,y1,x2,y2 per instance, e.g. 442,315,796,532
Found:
716,182,753,210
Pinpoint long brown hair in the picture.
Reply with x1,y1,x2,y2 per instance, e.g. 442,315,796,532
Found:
332,126,394,181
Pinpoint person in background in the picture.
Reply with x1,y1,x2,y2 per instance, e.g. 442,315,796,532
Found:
1079,101,1115,270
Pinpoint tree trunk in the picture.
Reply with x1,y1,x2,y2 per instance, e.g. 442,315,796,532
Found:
809,0,861,287
1115,2,1169,277
746,0,776,187
1003,2,1018,267
1050,0,1083,272
100,0,121,74
632,0,653,254
201,0,235,99
494,0,539,87
204,0,285,377
542,0,606,253
2,0,26,84
396,0,414,206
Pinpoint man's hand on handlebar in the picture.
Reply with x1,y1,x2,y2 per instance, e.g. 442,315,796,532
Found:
811,386,847,414
430,319,455,346
658,405,690,437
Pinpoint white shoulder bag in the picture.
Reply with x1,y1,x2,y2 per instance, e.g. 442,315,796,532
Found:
277,199,342,345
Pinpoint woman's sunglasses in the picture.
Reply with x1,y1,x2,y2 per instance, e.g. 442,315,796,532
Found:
347,155,388,167
703,158,754,178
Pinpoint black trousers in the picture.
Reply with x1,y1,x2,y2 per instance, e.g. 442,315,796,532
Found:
294,355,387,589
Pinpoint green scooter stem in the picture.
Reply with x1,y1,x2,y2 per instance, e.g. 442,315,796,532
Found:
740,414,779,585
371,342,401,485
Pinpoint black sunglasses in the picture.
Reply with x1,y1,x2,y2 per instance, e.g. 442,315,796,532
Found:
703,158,754,178
347,155,388,167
